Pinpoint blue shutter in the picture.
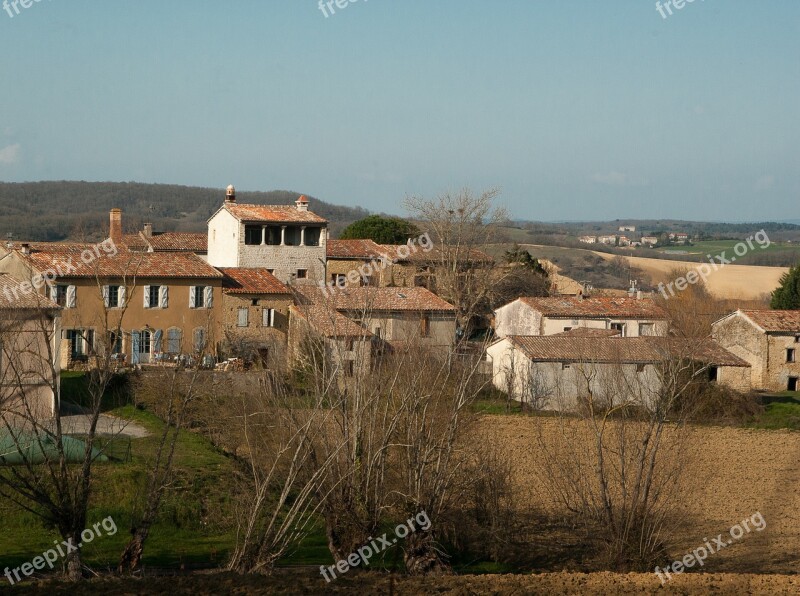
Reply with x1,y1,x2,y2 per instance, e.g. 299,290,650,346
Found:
153,329,163,353
131,331,140,365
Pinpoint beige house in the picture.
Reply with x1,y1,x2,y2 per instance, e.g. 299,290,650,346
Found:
0,243,224,367
712,309,800,392
325,239,388,288
494,296,668,339
487,334,751,411
0,274,61,419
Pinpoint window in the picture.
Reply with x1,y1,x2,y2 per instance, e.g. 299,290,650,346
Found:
360,274,372,287
304,227,321,247
610,323,626,337
108,331,123,354
420,315,431,337
708,366,719,382
53,284,68,307
789,377,799,392
346,338,355,351
265,227,281,246
251,298,259,307
104,285,125,308
563,327,572,332
244,225,262,245
331,273,346,287
140,330,152,355
374,326,382,339
66,329,94,359
262,308,276,327
788,349,797,363
190,286,213,309
562,362,571,370
795,335,800,343
167,328,182,354
237,307,249,327
639,323,655,336
344,360,354,377
296,269,308,280
636,363,646,373
144,285,160,309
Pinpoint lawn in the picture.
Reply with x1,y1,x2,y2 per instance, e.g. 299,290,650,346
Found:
747,392,800,431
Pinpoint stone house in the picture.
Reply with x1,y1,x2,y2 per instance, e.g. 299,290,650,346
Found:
206,186,328,285
493,296,668,339
325,239,388,288
712,309,800,392
218,267,293,368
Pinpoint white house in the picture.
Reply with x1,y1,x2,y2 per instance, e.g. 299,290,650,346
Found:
206,186,328,285
493,296,669,339
486,334,751,411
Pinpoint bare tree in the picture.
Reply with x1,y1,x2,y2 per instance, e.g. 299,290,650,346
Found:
404,189,508,340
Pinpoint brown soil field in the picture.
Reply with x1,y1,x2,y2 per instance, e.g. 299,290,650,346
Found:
591,251,788,300
13,416,800,595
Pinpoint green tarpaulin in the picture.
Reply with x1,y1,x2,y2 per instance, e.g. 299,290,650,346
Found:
0,432,108,465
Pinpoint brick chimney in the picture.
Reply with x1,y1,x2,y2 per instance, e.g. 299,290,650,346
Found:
109,209,122,243
143,223,153,238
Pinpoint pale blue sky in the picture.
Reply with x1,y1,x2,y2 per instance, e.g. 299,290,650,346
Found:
1,0,798,221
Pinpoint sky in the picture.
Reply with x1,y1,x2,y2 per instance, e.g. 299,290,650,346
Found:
0,0,798,222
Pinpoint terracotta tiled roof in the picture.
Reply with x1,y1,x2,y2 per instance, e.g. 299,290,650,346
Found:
224,203,327,224
147,232,208,252
220,268,290,295
517,296,667,319
378,244,493,264
0,274,60,310
739,310,800,333
327,239,386,260
504,336,749,367
19,246,222,279
290,304,371,338
552,328,621,337
299,286,456,313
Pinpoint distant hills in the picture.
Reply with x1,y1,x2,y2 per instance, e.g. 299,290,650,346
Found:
0,181,369,242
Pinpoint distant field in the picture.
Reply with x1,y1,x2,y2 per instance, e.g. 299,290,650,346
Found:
593,251,787,300
656,239,798,259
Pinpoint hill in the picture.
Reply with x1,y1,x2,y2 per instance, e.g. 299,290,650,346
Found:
0,181,370,242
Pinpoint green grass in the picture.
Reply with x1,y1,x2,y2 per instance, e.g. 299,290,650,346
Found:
0,398,239,569
747,393,800,430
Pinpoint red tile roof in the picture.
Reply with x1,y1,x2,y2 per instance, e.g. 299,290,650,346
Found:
223,203,327,224
0,273,60,310
517,296,667,319
504,336,749,367
19,246,222,279
378,244,493,264
220,268,290,295
147,232,208,252
299,286,456,313
327,239,386,260
552,328,621,337
290,304,371,338
738,309,800,333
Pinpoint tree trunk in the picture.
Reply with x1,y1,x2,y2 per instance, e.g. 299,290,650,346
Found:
65,536,83,581
118,526,149,574
403,531,449,576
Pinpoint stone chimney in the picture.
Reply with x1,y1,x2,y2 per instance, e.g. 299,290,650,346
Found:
225,184,236,204
295,194,309,212
20,243,30,255
109,209,122,243
143,223,153,238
